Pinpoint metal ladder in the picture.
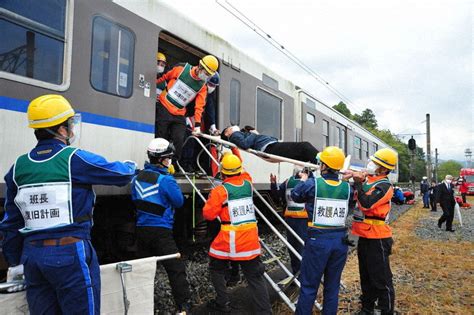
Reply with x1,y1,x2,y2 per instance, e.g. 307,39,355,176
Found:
177,134,324,312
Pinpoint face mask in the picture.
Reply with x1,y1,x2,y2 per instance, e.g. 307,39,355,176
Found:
207,86,216,94
366,160,378,175
198,71,210,81
157,65,165,74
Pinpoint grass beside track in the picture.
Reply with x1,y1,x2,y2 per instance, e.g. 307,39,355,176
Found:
274,197,474,314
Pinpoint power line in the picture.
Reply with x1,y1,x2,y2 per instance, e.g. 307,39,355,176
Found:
215,0,365,113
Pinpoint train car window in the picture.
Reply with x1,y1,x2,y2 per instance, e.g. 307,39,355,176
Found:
341,128,347,154
306,112,315,124
0,0,68,86
230,78,241,125
372,143,378,155
262,73,278,90
90,16,135,98
354,136,362,159
256,88,282,139
306,98,316,109
322,120,329,147
363,140,369,158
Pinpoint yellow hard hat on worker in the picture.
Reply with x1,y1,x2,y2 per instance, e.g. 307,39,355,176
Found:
221,154,242,175
318,146,345,170
199,55,219,75
370,148,397,170
156,52,166,63
27,94,75,129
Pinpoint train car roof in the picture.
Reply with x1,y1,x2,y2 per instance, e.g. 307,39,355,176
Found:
114,0,394,152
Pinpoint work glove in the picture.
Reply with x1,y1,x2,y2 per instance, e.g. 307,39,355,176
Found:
6,265,26,292
209,124,220,136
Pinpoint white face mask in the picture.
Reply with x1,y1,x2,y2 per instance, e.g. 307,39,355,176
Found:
157,65,165,74
198,71,210,81
207,86,216,94
366,160,379,175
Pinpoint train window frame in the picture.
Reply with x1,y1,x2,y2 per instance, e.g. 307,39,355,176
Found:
354,136,362,160
363,140,369,158
90,15,136,98
255,86,283,140
305,98,316,109
306,112,315,124
0,0,74,91
230,78,241,125
322,119,329,147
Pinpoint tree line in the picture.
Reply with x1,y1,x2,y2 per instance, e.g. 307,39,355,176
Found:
332,102,463,182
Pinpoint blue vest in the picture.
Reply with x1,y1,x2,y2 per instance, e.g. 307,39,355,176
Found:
132,168,175,229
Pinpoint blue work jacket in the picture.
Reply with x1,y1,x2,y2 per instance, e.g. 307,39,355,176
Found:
131,163,184,229
0,139,136,266
228,131,277,151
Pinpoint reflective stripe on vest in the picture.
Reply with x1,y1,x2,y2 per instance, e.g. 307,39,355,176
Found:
312,177,350,228
14,147,77,233
165,63,205,109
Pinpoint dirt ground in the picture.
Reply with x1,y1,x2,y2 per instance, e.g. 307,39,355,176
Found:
275,197,474,314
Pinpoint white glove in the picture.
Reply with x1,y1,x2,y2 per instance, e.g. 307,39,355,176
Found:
193,126,201,134
7,265,26,292
209,124,220,135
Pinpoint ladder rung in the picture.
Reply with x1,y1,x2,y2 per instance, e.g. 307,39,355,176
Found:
263,257,280,264
278,275,295,286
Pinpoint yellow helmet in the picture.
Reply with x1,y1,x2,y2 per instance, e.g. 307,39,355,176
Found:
370,148,398,170
221,154,242,175
318,146,345,170
199,55,219,75
156,52,166,63
27,94,75,129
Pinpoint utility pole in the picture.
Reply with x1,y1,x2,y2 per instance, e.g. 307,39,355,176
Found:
434,148,439,182
426,113,432,181
408,137,416,193
465,148,472,168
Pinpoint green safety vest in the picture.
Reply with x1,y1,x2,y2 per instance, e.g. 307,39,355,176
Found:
165,63,205,109
285,176,305,211
223,180,256,226
312,177,350,227
13,147,77,233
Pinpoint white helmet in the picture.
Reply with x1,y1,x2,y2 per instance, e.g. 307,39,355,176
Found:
422,176,427,180
147,138,175,158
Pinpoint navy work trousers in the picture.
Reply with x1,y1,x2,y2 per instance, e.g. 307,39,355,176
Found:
296,228,348,315
285,217,307,274
357,237,395,314
23,240,100,314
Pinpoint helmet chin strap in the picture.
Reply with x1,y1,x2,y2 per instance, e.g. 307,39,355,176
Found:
45,127,72,145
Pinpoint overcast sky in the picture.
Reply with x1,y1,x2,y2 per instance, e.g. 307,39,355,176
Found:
165,0,473,163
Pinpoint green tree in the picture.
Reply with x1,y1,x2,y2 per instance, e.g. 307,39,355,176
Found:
332,101,352,119
437,160,462,181
353,108,378,130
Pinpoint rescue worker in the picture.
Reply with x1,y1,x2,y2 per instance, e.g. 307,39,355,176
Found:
0,94,136,314
155,55,219,159
270,166,308,274
291,147,351,314
156,52,168,96
349,148,398,315
130,138,191,313
203,154,271,314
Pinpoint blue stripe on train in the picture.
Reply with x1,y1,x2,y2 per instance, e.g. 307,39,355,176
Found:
0,96,155,134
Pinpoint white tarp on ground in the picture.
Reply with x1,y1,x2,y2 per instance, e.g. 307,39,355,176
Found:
0,256,157,315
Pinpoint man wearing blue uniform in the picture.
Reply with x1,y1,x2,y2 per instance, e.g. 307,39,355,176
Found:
0,94,136,314
270,166,308,274
131,138,192,313
291,146,352,314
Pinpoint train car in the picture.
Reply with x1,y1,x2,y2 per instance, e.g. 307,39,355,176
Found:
0,0,397,259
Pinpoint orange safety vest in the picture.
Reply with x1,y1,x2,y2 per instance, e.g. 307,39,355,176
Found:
352,175,393,239
203,173,261,261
